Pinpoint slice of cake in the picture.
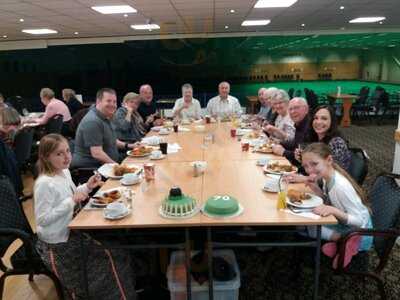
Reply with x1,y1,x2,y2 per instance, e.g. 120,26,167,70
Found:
204,195,240,217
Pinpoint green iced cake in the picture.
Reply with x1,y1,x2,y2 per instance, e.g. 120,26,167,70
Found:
161,187,198,218
204,195,240,216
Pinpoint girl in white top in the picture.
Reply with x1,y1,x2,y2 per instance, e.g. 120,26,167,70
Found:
34,134,136,299
301,142,372,251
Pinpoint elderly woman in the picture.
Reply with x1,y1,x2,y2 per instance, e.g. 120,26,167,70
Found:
113,92,150,142
0,107,21,147
263,89,295,142
259,87,279,124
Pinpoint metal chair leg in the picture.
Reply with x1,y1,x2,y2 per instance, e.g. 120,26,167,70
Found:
28,272,34,282
0,274,8,300
44,272,65,300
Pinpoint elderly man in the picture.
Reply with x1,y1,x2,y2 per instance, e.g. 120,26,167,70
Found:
263,89,295,142
271,97,310,164
172,83,201,120
71,88,138,168
206,81,242,119
138,84,163,126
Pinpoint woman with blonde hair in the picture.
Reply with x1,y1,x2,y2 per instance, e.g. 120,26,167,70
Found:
34,134,136,299
113,92,150,142
0,107,21,147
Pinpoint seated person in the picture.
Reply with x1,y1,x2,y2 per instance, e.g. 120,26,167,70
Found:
271,97,310,164
138,84,163,127
71,88,139,168
0,107,21,147
32,87,71,126
206,81,242,119
113,92,150,142
263,89,295,142
62,88,84,116
0,92,8,109
172,83,201,120
35,133,136,299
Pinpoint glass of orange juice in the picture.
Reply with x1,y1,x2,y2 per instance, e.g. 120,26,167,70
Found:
277,176,288,210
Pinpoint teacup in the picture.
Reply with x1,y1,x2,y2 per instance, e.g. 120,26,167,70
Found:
122,173,140,185
191,161,207,176
263,177,280,192
105,202,128,218
150,150,162,159
159,128,169,135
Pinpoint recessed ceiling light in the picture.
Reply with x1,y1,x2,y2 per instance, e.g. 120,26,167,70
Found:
22,28,57,35
225,25,229,29
131,24,160,30
91,5,137,14
124,14,128,18
349,17,386,23
340,6,345,10
241,20,271,26
74,31,79,35
19,18,24,22
388,44,396,47
255,0,297,8
301,23,305,27
2,35,7,38
230,9,235,13
379,21,383,24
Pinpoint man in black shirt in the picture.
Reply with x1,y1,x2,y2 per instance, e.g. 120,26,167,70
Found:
62,88,84,116
271,97,309,165
138,84,163,126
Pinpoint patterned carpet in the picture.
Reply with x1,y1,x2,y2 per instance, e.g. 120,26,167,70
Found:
233,123,400,300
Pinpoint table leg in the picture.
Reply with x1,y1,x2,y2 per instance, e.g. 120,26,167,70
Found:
207,228,214,300
341,98,353,127
313,225,321,300
185,229,192,300
78,232,90,299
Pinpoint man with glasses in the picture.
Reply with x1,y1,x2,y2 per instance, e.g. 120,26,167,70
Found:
272,97,309,164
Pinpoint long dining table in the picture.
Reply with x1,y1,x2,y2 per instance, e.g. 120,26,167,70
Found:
69,121,336,299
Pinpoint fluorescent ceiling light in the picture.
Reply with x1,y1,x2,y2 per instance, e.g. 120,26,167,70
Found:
91,5,137,14
22,28,57,35
131,24,160,30
255,0,297,8
349,17,385,23
241,20,271,26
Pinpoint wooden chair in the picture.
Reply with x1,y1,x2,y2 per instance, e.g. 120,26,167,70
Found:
0,176,64,300
333,172,400,299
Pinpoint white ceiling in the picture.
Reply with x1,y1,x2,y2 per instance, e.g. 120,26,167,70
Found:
0,0,399,42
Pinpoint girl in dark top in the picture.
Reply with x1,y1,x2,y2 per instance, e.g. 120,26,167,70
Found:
285,105,352,183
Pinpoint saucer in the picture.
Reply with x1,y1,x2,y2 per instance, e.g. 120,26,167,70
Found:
120,177,142,186
103,208,131,220
150,154,166,160
159,130,170,135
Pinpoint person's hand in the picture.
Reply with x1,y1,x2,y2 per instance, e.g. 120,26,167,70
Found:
128,142,141,149
72,191,88,204
305,174,321,194
272,144,285,156
146,114,155,124
87,173,103,190
182,102,190,109
294,148,301,162
283,173,307,183
313,204,338,217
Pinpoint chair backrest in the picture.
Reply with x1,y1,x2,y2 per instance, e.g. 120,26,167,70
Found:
46,114,63,134
348,147,369,185
369,173,400,257
0,176,32,257
13,127,34,167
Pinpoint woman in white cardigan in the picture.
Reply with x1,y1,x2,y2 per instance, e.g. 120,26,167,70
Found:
34,134,136,300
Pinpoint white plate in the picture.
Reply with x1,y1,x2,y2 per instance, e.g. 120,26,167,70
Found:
201,204,244,219
158,130,171,135
103,208,131,220
263,162,297,175
126,150,152,158
150,154,166,160
151,126,163,132
98,163,141,179
286,193,323,209
141,136,162,146
91,187,125,207
120,177,143,186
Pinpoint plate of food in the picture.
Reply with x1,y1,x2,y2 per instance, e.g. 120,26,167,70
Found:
127,146,153,157
256,143,273,153
98,163,141,179
263,160,297,175
244,131,260,139
91,188,123,208
286,189,323,209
